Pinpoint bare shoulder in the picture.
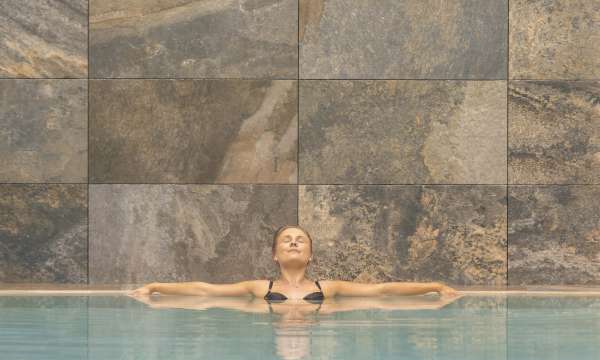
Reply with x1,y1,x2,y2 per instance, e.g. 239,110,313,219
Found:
317,280,349,297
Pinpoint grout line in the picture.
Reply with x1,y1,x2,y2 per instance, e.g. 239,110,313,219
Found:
3,78,599,81
506,1,510,354
297,0,300,81
2,183,599,186
86,0,91,339
87,0,90,287
0,182,91,185
295,183,600,186
87,77,300,81
506,0,510,289
0,78,89,80
297,79,600,82
297,0,300,226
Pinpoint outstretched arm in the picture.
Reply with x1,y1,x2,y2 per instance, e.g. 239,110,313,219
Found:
322,280,458,298
128,280,261,297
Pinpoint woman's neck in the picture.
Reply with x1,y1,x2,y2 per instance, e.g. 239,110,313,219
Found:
278,267,308,287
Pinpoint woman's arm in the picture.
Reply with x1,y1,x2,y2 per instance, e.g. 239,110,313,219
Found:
128,280,261,297
322,280,458,298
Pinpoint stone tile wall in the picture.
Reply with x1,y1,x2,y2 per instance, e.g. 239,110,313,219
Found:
1,0,598,285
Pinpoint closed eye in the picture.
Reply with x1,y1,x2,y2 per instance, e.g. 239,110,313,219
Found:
283,235,306,242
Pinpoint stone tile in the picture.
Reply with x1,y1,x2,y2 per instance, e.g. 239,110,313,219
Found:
299,0,507,79
508,185,600,285
0,184,88,283
0,80,88,183
510,0,600,79
89,79,297,183
509,81,600,184
90,0,298,78
89,184,297,284
300,185,507,286
0,0,88,78
299,80,507,184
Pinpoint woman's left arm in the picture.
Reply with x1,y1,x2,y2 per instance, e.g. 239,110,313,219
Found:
321,280,459,298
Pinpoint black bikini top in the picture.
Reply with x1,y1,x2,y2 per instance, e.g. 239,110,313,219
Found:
264,279,325,302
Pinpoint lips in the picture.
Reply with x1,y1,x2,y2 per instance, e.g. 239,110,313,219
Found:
287,249,300,253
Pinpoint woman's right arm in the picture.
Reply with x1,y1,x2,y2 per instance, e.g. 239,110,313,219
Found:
128,280,261,297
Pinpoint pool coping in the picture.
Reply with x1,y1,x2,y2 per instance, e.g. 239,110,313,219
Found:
2,285,600,296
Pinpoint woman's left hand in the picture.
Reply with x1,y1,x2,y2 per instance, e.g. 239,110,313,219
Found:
437,284,460,298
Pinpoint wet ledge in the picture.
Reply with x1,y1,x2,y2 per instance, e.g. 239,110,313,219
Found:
3,284,600,296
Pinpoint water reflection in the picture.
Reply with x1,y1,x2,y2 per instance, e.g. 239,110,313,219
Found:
129,294,462,360
128,293,462,314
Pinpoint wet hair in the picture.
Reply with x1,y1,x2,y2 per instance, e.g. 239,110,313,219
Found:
272,225,313,255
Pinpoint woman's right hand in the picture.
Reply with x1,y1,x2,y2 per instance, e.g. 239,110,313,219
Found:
128,283,156,297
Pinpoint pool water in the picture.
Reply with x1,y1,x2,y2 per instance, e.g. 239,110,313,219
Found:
0,295,599,359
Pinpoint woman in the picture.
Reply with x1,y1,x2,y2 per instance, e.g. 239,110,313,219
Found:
129,224,459,299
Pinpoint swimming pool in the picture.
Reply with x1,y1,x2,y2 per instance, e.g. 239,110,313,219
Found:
1,293,599,359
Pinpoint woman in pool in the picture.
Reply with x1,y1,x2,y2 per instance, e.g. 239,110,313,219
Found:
129,224,459,299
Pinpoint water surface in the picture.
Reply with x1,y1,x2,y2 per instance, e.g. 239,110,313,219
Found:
1,295,599,359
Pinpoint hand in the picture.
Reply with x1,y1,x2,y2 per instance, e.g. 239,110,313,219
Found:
437,284,460,298
128,283,156,297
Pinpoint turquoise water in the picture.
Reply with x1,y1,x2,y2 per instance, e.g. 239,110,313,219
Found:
0,295,599,359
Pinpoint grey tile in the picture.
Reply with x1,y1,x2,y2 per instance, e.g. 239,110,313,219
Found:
0,79,88,183
90,0,298,78
300,0,508,79
300,80,507,184
508,185,600,285
89,79,297,183
300,185,507,286
0,184,88,283
509,81,600,184
0,0,88,78
510,0,600,79
89,184,297,284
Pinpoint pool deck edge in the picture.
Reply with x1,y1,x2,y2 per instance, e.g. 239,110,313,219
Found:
3,288,600,296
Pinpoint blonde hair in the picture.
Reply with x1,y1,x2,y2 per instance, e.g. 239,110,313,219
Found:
272,225,313,255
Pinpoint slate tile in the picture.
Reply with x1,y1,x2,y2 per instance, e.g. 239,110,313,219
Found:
0,184,88,283
90,79,297,184
90,0,298,78
89,184,297,284
0,79,87,183
0,0,88,78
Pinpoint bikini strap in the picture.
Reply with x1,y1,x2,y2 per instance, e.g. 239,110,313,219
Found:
315,280,322,291
268,279,273,291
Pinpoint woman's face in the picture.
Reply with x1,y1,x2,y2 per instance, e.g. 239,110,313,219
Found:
274,227,312,266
